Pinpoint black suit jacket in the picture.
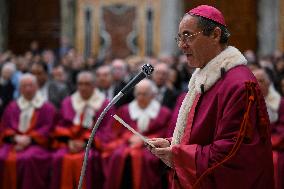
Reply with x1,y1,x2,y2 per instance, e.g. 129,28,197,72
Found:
47,81,69,109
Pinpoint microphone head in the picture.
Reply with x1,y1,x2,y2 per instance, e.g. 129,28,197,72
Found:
141,64,154,77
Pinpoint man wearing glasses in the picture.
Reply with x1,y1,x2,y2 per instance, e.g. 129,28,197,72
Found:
148,5,274,189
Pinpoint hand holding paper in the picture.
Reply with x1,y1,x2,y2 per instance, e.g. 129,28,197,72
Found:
113,114,155,148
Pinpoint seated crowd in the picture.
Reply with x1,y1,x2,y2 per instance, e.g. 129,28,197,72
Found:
0,44,284,189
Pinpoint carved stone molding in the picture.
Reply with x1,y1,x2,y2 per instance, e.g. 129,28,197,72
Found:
76,0,161,59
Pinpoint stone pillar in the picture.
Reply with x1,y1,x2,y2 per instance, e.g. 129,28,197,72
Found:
0,0,8,52
257,0,279,56
278,0,284,51
61,0,76,46
159,0,183,56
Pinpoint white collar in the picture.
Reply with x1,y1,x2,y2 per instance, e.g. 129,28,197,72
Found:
172,46,247,145
265,85,281,112
265,85,281,123
129,100,161,119
71,89,105,113
193,46,247,93
129,100,161,132
17,92,45,110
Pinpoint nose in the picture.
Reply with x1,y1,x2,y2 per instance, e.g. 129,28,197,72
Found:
179,42,189,51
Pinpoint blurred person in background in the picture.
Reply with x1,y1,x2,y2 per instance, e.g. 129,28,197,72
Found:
125,55,145,79
52,65,75,94
247,61,261,72
104,79,171,189
279,76,284,96
111,59,134,108
244,49,257,64
275,57,284,76
175,54,194,91
0,62,16,117
158,54,176,67
42,49,57,74
31,61,69,109
258,56,279,87
253,68,284,189
85,56,102,71
58,36,72,59
152,62,178,109
0,51,13,65
0,73,56,189
166,92,187,138
51,71,113,189
29,40,41,56
52,65,67,83
11,56,30,98
95,65,115,100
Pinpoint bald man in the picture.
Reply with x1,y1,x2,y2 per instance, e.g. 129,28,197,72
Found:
0,73,56,189
253,69,284,189
104,79,172,189
51,71,113,189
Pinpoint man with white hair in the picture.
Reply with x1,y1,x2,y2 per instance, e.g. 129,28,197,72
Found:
0,73,56,189
104,79,171,189
253,68,284,189
51,71,113,189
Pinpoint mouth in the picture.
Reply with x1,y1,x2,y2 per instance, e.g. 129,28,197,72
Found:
185,53,193,58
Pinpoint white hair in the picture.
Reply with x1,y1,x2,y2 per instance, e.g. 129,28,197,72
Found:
134,79,158,95
77,71,95,83
19,73,37,84
1,62,16,74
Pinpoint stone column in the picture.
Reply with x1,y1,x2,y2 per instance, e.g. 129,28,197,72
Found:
159,0,183,56
0,0,8,52
61,0,76,46
257,0,279,56
278,0,284,51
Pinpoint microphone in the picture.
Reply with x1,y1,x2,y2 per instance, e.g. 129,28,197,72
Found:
121,63,154,94
77,63,154,189
109,63,154,106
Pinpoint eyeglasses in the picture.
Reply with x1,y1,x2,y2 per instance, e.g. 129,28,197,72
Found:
175,31,203,46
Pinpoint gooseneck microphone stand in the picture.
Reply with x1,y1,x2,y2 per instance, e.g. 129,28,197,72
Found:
77,64,154,189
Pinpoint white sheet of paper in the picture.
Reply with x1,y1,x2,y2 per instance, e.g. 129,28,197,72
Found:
113,114,155,148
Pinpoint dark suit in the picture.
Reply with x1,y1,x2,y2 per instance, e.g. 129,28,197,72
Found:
113,81,134,108
0,79,14,117
159,87,179,110
47,81,69,109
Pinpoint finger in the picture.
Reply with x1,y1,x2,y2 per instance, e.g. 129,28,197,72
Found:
144,143,154,151
147,138,160,141
152,147,170,155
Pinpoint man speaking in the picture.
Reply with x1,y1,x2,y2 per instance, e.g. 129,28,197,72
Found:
148,5,274,189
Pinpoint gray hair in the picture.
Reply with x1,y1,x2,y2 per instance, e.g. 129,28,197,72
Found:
134,79,158,95
77,71,96,83
19,73,37,85
1,62,16,74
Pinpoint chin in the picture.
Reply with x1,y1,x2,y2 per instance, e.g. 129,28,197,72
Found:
187,61,199,68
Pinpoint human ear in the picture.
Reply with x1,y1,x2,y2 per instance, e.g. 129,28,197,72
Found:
212,27,221,43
